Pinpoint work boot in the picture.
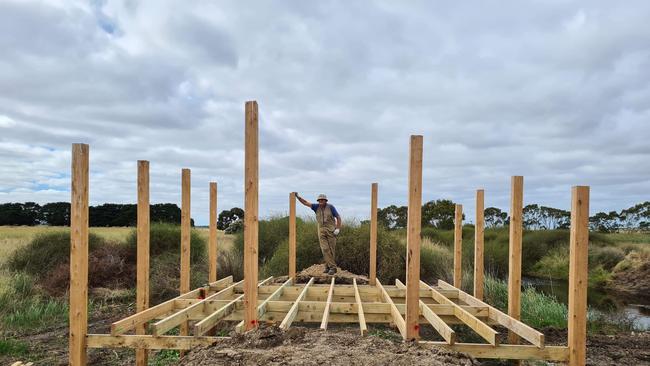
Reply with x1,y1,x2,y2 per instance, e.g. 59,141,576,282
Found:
322,265,330,274
327,267,337,276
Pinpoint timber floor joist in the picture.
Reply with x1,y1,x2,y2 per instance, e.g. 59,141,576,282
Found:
90,275,568,362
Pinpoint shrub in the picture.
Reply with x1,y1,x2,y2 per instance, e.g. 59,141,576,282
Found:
522,230,569,269
123,224,209,304
125,223,206,264
217,248,243,281
6,231,105,276
589,246,625,271
421,227,453,247
42,242,136,296
530,246,569,280
587,265,611,288
256,217,453,284
233,216,295,266
420,240,453,284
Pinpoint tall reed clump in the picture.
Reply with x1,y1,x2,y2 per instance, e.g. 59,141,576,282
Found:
483,275,567,329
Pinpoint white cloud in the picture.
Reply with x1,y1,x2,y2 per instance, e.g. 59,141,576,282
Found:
0,0,649,224
0,115,15,128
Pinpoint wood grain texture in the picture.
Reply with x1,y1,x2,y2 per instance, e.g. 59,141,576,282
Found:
289,192,296,278
244,101,259,331
454,204,463,288
474,189,485,300
369,183,378,286
180,168,191,339
136,160,150,366
508,176,523,344
405,135,423,341
209,182,218,283
568,186,589,366
69,143,89,366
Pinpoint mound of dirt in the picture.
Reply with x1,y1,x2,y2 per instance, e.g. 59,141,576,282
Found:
179,326,478,366
610,255,650,301
295,264,369,284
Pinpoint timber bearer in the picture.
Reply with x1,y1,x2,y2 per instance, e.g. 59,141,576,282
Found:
294,193,342,275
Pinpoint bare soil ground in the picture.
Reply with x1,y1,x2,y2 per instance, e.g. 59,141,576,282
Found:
542,327,650,365
179,326,478,366
3,311,649,365
178,326,650,366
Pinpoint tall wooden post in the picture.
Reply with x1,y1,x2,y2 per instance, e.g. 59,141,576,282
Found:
369,183,378,286
474,189,485,300
69,144,89,366
568,186,589,366
135,161,150,366
508,176,524,344
209,182,218,283
405,135,423,341
244,101,259,330
453,204,463,288
289,192,297,279
180,168,191,337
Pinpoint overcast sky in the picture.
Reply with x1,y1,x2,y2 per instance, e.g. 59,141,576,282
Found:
1,1,649,225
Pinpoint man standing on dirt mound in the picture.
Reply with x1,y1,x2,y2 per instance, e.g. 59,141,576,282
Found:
294,193,342,275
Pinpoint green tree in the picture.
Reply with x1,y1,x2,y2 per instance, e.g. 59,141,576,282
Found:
421,199,461,229
41,202,70,226
589,211,620,233
484,207,507,228
377,205,407,229
218,207,244,230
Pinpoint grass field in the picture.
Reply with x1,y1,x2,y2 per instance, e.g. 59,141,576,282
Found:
0,225,234,266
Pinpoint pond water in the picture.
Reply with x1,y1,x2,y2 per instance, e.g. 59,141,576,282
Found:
522,276,650,330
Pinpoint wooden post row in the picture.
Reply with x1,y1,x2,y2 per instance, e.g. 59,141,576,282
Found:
405,135,423,340
244,101,259,330
209,182,218,283
508,176,524,344
136,161,150,366
180,168,191,338
289,192,296,279
369,183,378,286
69,144,89,366
474,189,485,300
568,186,589,366
453,204,463,288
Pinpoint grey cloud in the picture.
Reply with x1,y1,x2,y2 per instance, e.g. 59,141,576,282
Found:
0,0,649,224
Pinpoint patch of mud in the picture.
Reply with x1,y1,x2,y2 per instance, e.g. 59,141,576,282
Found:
179,326,478,366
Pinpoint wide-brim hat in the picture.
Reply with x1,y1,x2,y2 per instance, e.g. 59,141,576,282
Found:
317,194,328,201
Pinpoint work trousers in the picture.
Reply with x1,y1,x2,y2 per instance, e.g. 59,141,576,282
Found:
318,228,337,268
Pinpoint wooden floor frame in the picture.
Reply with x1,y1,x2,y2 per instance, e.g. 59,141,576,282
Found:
70,103,588,365
89,275,568,362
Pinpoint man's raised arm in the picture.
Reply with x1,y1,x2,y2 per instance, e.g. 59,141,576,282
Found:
294,192,311,208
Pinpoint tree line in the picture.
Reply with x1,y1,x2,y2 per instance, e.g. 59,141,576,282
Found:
378,199,650,233
0,202,193,227
2,200,648,233
0,201,247,231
